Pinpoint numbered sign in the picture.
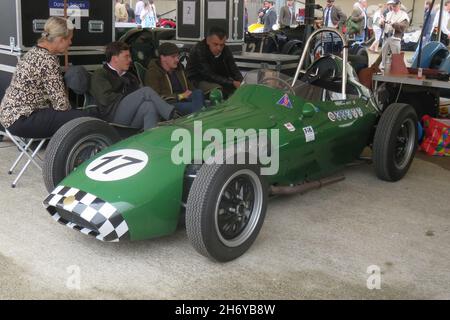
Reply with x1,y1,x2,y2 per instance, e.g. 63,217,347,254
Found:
85,149,149,182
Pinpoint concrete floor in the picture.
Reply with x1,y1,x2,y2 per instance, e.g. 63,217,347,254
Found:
0,135,449,299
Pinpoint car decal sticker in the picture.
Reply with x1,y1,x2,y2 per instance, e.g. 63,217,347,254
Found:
357,107,363,117
303,126,315,142
284,122,296,132
346,109,353,119
328,112,336,122
276,94,293,109
85,149,148,182
335,111,342,121
341,110,347,120
352,108,358,119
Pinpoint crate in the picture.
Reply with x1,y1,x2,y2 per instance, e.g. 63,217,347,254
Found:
0,0,114,52
176,0,244,42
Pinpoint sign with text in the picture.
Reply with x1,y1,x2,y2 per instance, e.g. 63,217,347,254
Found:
48,0,90,17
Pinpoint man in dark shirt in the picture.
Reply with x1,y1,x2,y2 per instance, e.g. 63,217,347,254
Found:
90,41,174,130
186,27,243,98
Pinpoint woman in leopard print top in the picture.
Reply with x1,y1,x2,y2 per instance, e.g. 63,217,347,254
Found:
0,17,86,138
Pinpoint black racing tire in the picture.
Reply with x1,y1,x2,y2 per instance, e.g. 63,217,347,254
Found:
0,124,4,142
373,103,418,182
43,117,121,192
186,164,268,262
281,40,303,55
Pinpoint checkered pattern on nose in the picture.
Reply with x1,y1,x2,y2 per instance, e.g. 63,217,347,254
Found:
43,186,130,242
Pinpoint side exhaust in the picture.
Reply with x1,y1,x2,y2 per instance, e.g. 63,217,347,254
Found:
270,175,345,195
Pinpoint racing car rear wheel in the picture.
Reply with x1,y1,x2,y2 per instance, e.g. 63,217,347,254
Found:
186,164,268,262
43,117,121,192
373,103,418,181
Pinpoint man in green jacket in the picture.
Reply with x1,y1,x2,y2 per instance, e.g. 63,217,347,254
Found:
90,41,175,130
145,42,204,115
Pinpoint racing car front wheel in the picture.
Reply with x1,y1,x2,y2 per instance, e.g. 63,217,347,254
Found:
43,117,121,192
373,103,418,182
186,164,268,262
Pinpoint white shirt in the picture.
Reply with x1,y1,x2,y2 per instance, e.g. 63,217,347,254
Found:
433,9,450,35
289,6,295,25
107,63,126,77
384,9,409,36
135,0,144,16
372,10,382,28
324,7,335,27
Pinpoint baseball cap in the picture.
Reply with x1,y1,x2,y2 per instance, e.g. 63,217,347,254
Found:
387,0,400,5
158,42,179,56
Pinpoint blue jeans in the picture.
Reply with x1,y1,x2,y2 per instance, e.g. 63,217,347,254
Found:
135,16,141,24
173,89,205,115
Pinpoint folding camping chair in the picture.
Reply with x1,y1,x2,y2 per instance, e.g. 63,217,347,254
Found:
134,61,148,86
3,129,49,188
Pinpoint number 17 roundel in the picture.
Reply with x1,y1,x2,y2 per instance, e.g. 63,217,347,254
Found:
85,149,149,182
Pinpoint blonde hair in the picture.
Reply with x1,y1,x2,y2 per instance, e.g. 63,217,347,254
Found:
38,17,74,43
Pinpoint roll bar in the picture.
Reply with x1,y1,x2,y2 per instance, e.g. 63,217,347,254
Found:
291,27,348,100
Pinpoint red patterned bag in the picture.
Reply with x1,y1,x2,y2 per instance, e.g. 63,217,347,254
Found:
420,115,450,156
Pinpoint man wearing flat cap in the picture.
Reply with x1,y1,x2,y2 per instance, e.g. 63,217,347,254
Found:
145,42,204,115
380,0,409,69
323,0,347,29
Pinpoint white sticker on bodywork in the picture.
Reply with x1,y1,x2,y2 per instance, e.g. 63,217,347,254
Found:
284,122,296,132
328,112,336,122
303,126,315,142
85,149,148,182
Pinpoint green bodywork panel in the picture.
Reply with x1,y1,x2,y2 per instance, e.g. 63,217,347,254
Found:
58,70,379,241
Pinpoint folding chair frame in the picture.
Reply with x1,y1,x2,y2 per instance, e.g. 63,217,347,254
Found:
4,129,48,188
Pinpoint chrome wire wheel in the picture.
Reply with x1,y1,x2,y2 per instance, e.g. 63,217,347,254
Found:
65,134,110,174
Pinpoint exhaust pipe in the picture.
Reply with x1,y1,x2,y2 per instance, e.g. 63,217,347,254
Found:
270,175,345,195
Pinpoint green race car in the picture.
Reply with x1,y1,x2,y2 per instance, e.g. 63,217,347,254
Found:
43,29,418,261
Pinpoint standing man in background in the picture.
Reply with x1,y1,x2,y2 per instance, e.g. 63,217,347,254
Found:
263,1,277,32
115,0,128,22
322,0,347,53
350,0,368,42
258,1,270,24
432,0,450,46
380,0,409,69
135,0,144,24
279,0,296,29
125,3,135,23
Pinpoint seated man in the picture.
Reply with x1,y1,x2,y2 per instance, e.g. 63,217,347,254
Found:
145,42,204,115
186,27,243,98
90,41,175,130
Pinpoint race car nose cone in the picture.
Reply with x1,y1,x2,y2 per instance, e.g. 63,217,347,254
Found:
43,186,130,242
